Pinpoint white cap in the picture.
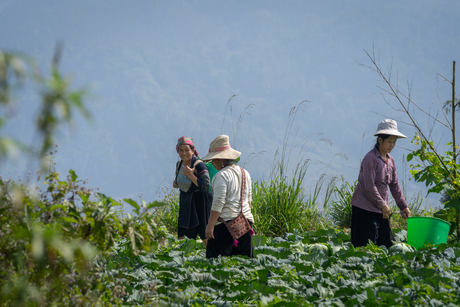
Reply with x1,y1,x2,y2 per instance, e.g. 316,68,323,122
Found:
374,119,407,138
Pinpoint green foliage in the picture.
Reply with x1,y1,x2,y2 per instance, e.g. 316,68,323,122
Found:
328,178,357,228
152,185,180,234
0,165,167,305
0,173,95,305
252,161,305,236
407,133,460,239
101,229,460,306
252,162,332,237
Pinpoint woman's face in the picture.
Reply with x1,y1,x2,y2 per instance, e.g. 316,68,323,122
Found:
211,159,223,171
178,144,194,162
379,135,397,154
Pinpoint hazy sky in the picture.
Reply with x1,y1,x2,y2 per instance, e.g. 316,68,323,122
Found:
1,0,459,208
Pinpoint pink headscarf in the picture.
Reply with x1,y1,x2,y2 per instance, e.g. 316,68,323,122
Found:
176,136,199,157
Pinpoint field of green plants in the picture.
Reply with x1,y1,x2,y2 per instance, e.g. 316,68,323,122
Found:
104,230,460,306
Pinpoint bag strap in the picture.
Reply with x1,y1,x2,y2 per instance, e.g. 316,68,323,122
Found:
193,159,201,175
239,166,245,213
226,166,246,213
175,160,183,180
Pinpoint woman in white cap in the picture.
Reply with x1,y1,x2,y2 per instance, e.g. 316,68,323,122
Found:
350,119,411,248
202,135,255,258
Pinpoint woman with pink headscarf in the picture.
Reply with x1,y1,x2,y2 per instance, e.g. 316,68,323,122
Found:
173,136,212,246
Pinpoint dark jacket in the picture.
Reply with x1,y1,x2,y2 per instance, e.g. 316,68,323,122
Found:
176,156,212,229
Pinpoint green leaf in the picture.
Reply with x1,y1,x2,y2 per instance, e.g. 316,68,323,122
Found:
69,169,78,182
62,217,79,223
40,204,66,215
443,183,456,195
413,171,423,181
80,194,89,205
427,185,444,194
425,173,438,187
179,240,197,255
445,198,460,212
407,152,413,161
252,235,267,247
146,201,168,209
124,198,140,211
128,226,136,251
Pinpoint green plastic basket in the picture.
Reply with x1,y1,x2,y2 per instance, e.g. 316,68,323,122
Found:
205,162,218,185
407,217,451,249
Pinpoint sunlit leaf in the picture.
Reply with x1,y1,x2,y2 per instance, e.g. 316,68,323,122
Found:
124,198,140,211
68,169,78,182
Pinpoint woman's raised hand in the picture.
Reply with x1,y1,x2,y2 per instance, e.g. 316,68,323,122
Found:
184,165,195,179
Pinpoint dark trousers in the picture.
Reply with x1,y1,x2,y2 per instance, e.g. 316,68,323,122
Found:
206,222,254,259
351,206,393,248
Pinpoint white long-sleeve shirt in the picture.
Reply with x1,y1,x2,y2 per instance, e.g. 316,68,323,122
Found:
211,165,254,224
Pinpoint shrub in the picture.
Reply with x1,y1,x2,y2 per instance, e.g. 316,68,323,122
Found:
0,163,167,305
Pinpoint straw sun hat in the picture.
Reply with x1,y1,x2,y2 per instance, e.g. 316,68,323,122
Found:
374,119,407,139
201,135,241,161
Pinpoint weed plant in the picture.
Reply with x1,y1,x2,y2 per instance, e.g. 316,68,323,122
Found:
303,173,335,230
252,160,311,236
328,178,357,229
152,185,180,234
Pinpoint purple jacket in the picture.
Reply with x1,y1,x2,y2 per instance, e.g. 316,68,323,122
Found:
351,148,408,213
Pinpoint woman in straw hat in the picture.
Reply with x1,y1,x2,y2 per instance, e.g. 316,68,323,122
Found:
351,119,411,248
173,136,212,245
202,135,255,258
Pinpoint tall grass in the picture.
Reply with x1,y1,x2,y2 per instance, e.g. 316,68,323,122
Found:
303,173,336,229
251,104,335,237
252,160,306,236
252,160,336,236
328,177,357,229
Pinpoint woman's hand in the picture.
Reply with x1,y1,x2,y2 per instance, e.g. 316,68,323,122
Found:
184,166,195,179
184,166,199,186
381,204,391,219
401,208,411,218
173,180,179,188
206,226,215,239
206,211,220,240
